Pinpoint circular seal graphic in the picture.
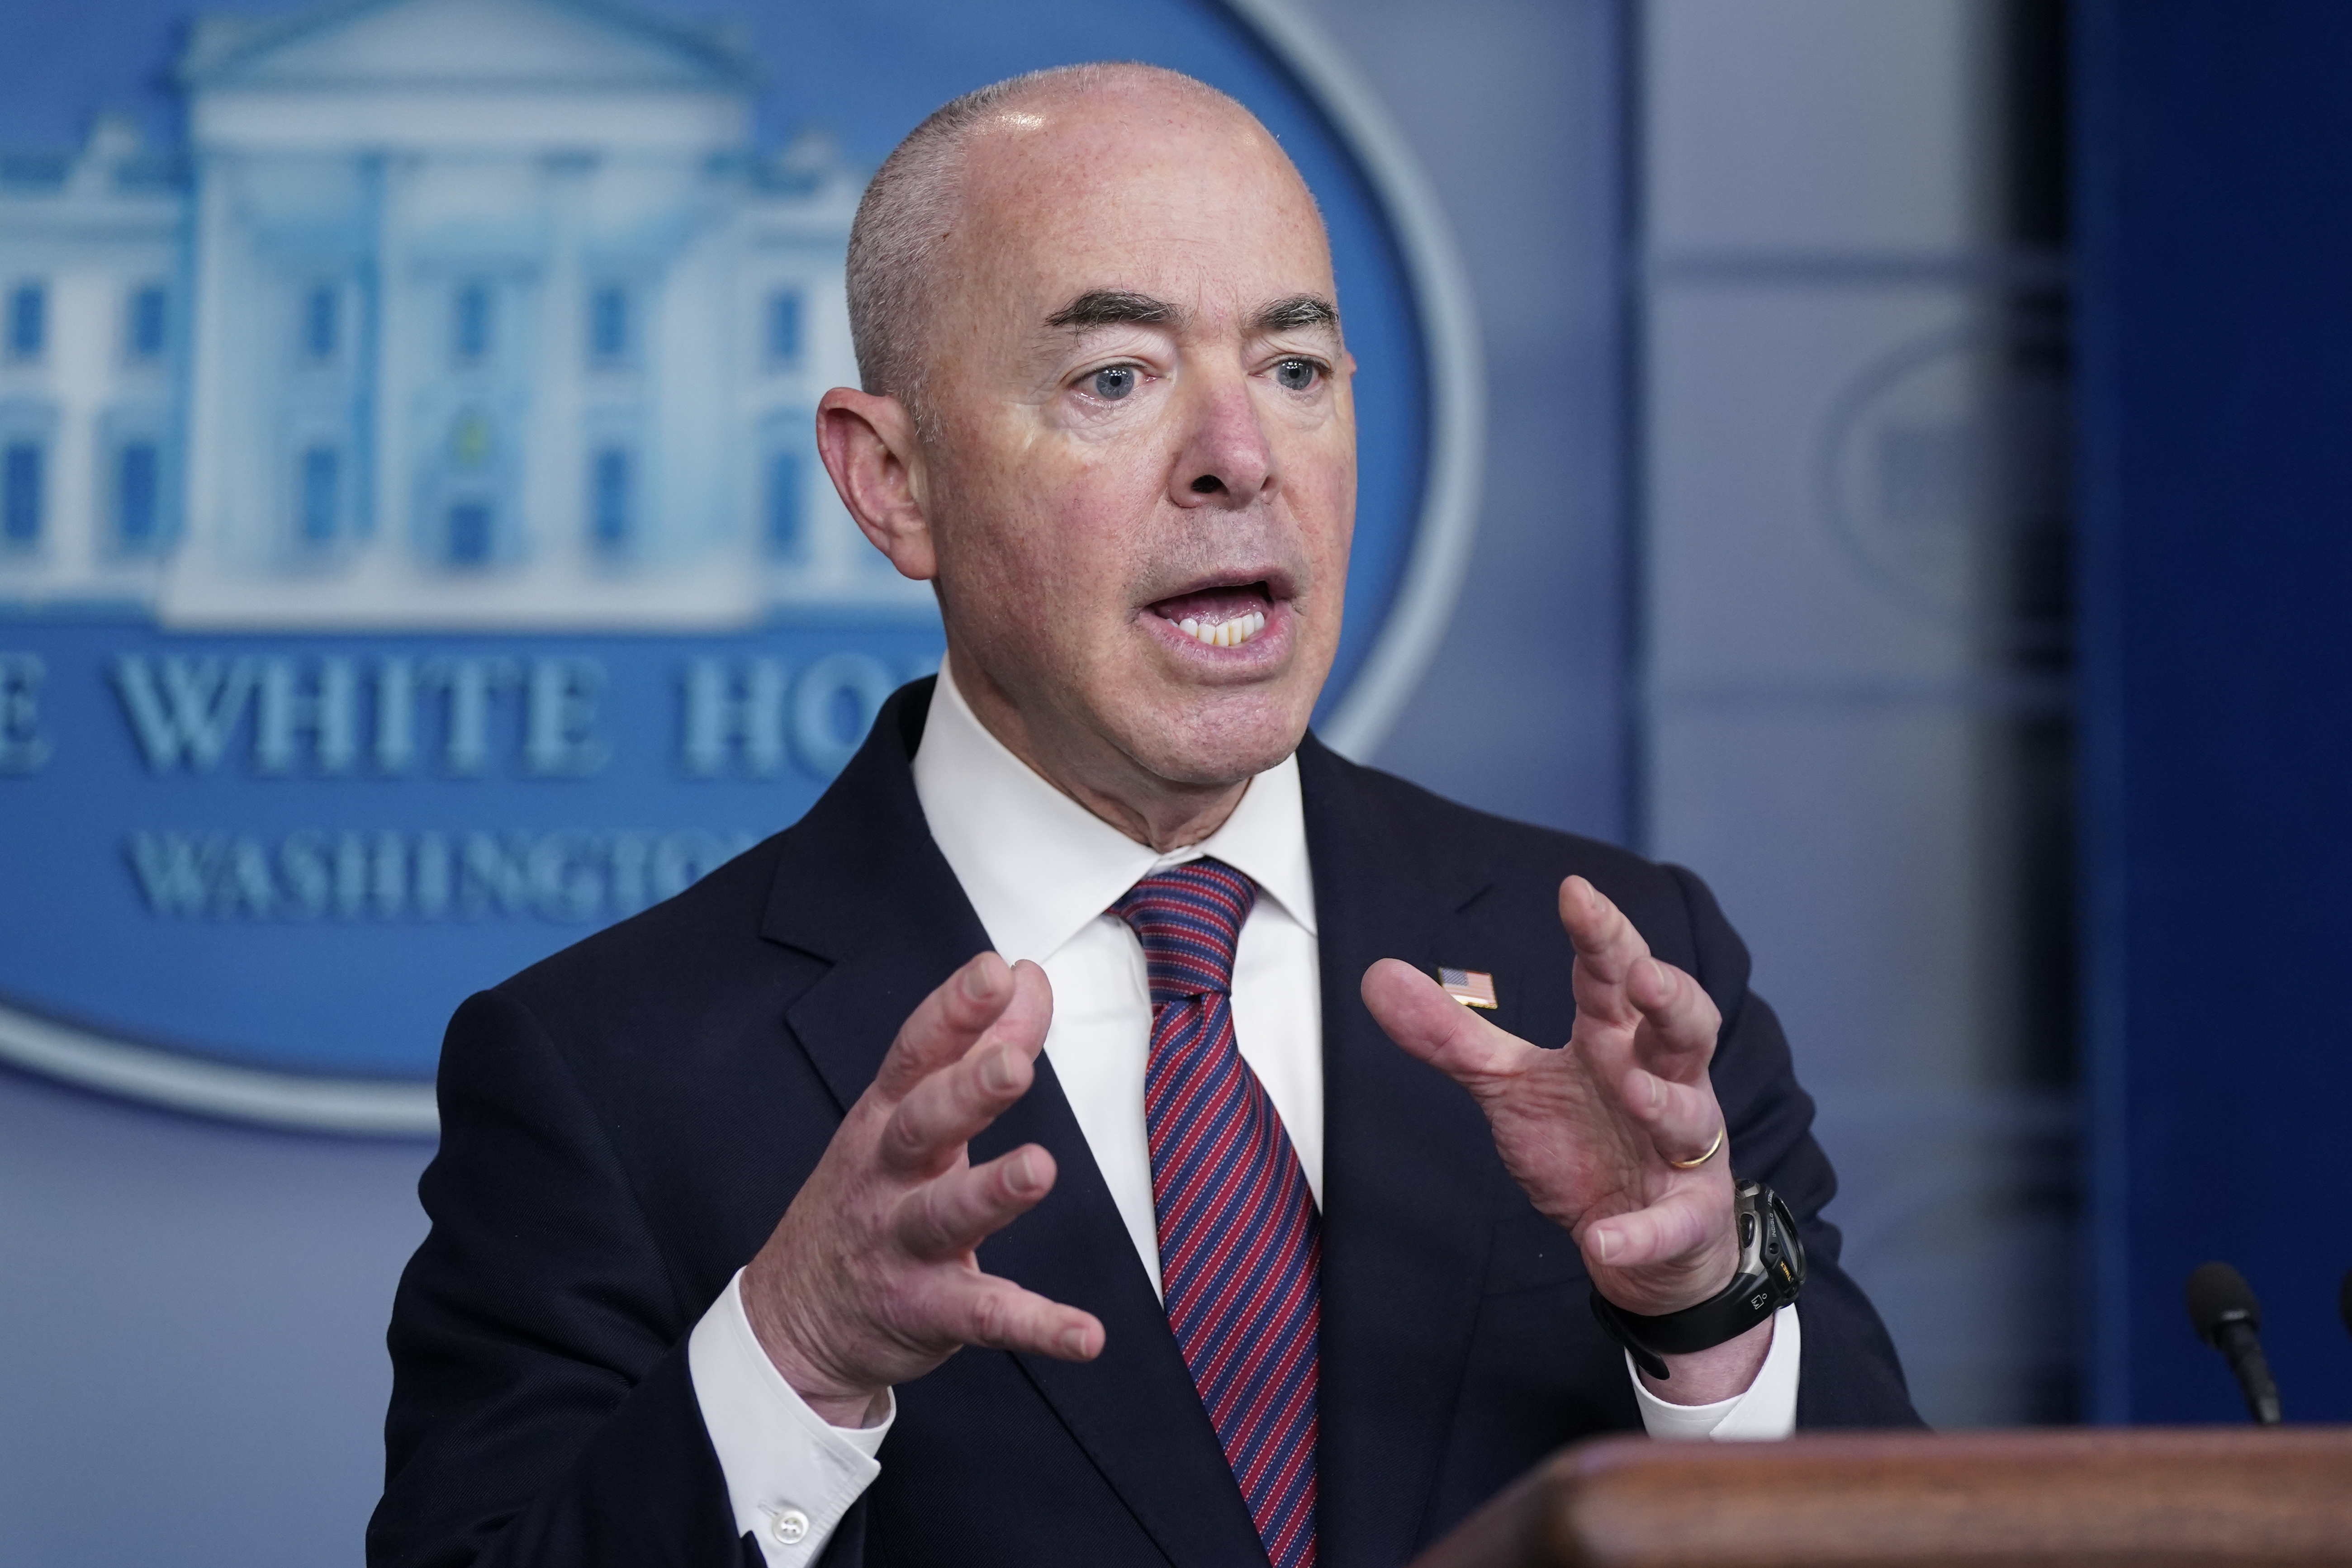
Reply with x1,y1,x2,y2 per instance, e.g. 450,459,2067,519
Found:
1818,313,2068,647
0,0,1481,1132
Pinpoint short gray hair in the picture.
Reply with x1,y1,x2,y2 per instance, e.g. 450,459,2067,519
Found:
844,63,1249,419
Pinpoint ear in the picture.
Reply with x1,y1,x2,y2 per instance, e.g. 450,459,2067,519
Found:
816,386,936,581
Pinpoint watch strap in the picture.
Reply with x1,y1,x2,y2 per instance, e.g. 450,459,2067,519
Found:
1588,1178,1805,1380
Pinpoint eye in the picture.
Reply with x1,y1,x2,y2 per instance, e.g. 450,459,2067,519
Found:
1274,358,1320,392
1089,365,1138,401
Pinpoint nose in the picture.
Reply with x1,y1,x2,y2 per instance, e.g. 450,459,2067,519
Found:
1168,370,1275,511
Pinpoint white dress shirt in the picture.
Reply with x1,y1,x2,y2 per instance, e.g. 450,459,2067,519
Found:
691,658,1801,1565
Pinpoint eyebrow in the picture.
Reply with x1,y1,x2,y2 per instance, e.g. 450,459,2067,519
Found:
1041,289,1341,336
1254,294,1339,333
1046,290,1181,330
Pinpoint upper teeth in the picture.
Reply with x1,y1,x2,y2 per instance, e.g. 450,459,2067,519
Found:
1176,610,1268,648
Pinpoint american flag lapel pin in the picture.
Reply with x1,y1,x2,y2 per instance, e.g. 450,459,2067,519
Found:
1438,966,1499,1009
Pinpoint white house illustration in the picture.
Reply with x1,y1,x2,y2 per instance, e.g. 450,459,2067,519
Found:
0,0,922,629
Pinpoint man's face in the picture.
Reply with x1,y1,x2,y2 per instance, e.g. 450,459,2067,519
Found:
917,85,1356,793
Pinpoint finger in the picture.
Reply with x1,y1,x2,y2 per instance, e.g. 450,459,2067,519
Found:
872,952,1018,1102
1558,877,1653,1016
945,1274,1105,1362
1625,955,1722,1078
1618,1065,1725,1164
1582,1189,1729,1273
880,1037,1038,1176
984,960,1055,1066
1361,958,1528,1089
894,1144,1057,1258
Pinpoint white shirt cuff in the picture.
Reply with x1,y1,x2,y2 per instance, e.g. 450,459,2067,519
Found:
1629,1302,1801,1441
688,1268,894,1565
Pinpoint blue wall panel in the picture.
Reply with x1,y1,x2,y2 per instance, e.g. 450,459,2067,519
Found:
2077,0,2352,1422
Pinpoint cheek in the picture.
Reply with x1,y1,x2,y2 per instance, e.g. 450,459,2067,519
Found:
1026,452,1167,601
1294,441,1358,579
940,452,1146,630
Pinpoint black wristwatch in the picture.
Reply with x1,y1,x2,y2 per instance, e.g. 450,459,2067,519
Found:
1587,1178,1804,1380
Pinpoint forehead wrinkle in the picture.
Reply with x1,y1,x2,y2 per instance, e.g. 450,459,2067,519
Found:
933,87,1342,401
959,94,1317,246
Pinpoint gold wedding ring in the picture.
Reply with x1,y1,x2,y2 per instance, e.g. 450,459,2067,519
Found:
1668,1124,1725,1170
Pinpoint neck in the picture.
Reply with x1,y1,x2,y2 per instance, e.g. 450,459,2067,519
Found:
946,654,1252,854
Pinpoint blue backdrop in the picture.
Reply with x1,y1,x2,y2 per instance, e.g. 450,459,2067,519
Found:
0,0,1438,1090
0,4,1631,1562
2077,0,2352,1422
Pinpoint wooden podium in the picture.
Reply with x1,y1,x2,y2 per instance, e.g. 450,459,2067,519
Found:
1406,1428,2352,1568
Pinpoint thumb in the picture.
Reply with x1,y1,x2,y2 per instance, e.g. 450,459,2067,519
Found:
1361,958,1522,1087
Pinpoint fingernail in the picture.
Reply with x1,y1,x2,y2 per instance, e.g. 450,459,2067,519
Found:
1592,1228,1616,1264
1061,1326,1090,1357
961,960,994,999
1010,1149,1040,1191
982,1048,1018,1093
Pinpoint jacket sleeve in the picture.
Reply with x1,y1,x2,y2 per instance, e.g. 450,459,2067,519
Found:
1664,863,1927,1430
368,987,766,1568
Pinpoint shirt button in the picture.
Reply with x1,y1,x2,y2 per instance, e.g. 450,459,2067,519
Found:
770,1507,811,1546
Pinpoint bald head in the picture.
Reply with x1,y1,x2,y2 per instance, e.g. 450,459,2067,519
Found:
846,63,1320,419
816,60,1355,848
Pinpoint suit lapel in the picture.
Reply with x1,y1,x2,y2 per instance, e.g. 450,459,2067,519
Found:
976,1063,1268,1566
760,682,1265,1568
760,680,991,1114
1299,738,1505,1568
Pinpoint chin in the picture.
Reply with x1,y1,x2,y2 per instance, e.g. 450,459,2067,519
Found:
1126,685,1318,788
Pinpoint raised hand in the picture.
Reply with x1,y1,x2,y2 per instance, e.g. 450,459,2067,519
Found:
1361,876,1740,1322
742,952,1105,1427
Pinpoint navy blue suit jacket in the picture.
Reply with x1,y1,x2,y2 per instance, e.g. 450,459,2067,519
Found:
370,678,1918,1568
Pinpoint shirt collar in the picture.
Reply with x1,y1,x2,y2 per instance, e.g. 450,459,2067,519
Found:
910,656,1318,967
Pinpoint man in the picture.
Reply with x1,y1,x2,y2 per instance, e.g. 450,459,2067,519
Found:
371,62,1916,1568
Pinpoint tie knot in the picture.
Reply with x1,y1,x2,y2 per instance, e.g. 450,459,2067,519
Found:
1110,858,1256,1004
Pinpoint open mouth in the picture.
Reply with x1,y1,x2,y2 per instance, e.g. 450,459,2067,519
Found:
1149,580,1276,649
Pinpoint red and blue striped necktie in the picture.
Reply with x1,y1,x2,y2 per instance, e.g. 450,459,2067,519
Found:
1111,858,1320,1568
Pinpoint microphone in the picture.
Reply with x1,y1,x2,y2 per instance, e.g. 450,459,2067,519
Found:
2184,1262,2282,1425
